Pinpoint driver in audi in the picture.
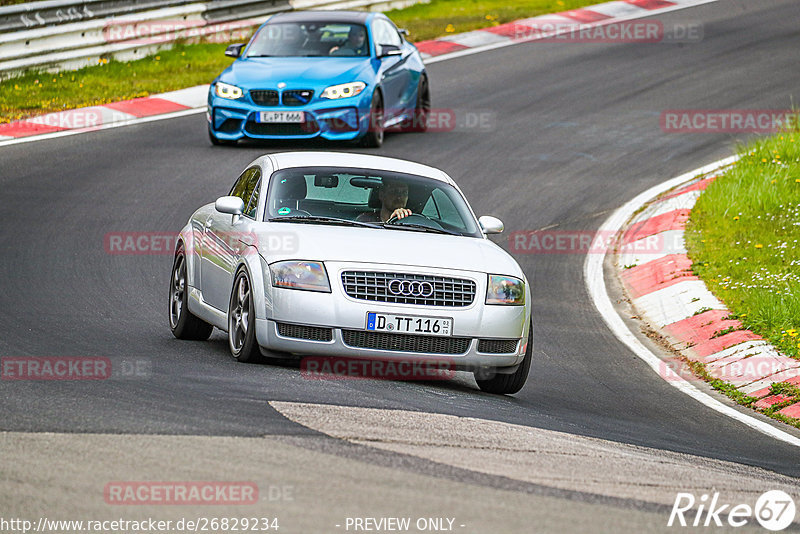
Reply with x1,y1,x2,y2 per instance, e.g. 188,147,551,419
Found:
357,179,412,223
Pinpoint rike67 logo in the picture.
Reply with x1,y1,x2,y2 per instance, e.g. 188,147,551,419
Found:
668,491,796,530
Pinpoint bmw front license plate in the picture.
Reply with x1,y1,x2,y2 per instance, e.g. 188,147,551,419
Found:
366,312,452,337
258,111,304,123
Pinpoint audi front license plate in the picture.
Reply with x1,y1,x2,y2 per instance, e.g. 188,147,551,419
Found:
258,111,305,123
366,312,452,337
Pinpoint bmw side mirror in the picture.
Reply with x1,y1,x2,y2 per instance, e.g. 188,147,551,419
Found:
478,216,504,234
225,44,245,58
215,196,245,216
379,44,402,58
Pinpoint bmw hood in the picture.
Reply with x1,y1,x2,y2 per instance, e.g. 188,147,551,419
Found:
256,223,524,279
221,57,372,89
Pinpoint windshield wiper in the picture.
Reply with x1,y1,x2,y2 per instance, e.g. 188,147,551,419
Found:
268,216,382,229
380,223,459,236
246,54,274,58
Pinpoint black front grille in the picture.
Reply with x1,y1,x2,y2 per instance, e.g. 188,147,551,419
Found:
250,90,279,106
477,339,519,354
342,330,470,354
245,119,319,136
283,89,314,106
341,271,476,307
277,322,333,342
217,118,241,133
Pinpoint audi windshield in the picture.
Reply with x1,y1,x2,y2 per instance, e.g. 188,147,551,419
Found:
265,167,483,238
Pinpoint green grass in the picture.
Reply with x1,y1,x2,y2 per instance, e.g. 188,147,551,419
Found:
0,42,236,122
386,0,604,42
685,126,800,359
0,0,605,122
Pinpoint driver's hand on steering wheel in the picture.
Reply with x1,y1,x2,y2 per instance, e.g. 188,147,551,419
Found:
389,208,412,221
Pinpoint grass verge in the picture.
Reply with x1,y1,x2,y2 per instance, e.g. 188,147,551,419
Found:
686,361,800,430
685,127,800,359
0,0,604,122
386,0,604,42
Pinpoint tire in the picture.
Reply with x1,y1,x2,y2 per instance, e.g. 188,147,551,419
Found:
208,126,236,146
474,323,532,395
169,246,214,340
228,268,261,363
403,75,430,133
360,91,384,148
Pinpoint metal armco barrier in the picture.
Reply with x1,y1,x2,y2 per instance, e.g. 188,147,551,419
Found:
0,0,423,78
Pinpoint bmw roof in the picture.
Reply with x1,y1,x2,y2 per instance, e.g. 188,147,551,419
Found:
266,10,372,24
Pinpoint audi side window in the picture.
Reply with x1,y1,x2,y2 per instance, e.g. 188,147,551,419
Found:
244,173,262,219
230,167,260,214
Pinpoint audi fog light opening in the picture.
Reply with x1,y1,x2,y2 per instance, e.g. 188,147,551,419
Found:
320,82,366,100
388,279,434,298
486,275,525,305
215,82,243,100
270,261,331,292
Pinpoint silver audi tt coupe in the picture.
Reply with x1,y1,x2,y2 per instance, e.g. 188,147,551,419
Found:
168,152,532,394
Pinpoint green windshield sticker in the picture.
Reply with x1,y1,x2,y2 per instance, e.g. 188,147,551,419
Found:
278,207,291,215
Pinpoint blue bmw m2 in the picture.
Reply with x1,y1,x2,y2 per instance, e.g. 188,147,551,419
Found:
207,10,430,148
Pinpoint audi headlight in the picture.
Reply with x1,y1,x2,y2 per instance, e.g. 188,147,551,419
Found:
270,261,330,293
486,275,525,305
215,82,243,100
320,82,366,100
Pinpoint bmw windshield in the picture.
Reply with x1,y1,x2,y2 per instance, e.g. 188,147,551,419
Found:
246,22,370,58
265,167,483,238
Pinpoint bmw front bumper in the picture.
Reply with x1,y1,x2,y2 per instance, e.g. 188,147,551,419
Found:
208,89,373,142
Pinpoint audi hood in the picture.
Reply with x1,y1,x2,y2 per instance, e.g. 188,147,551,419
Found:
255,223,524,278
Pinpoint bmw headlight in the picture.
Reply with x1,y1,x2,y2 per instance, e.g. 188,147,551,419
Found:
215,81,243,100
486,275,525,305
270,261,331,293
320,82,366,100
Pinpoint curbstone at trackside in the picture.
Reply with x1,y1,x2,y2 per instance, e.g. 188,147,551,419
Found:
615,169,800,422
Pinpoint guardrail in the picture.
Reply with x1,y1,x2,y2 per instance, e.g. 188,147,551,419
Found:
0,0,424,78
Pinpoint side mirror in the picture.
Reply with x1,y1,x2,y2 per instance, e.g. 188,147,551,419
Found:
215,196,245,216
379,44,402,58
225,44,245,58
398,28,409,37
478,215,504,234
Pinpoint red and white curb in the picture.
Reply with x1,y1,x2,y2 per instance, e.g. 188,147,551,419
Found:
0,0,718,146
617,173,800,418
587,157,800,447
416,0,718,62
0,85,208,144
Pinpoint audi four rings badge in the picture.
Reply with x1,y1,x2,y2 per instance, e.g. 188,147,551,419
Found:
387,279,434,297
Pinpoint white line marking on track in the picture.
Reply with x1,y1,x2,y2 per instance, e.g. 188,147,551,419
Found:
424,0,721,65
585,155,800,447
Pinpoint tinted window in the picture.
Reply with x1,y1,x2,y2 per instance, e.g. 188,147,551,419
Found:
246,22,369,58
372,19,401,47
266,167,481,237
229,167,261,219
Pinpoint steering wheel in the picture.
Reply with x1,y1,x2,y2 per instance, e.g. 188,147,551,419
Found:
385,213,443,230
